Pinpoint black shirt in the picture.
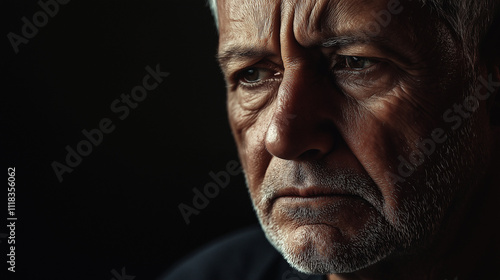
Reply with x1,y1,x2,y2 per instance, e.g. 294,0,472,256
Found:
162,226,325,280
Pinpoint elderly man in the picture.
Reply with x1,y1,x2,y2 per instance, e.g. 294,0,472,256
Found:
165,0,500,279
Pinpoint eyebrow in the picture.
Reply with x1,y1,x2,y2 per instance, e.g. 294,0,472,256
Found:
321,34,390,48
321,34,412,66
217,34,395,72
216,47,275,72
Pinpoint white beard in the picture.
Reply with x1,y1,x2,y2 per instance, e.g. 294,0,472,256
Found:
246,111,489,274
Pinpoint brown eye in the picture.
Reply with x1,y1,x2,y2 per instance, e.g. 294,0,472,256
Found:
241,68,261,83
238,67,277,85
337,56,377,71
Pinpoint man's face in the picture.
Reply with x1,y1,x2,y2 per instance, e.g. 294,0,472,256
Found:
218,0,492,274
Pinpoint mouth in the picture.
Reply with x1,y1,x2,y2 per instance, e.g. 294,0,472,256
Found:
272,186,361,204
267,186,372,227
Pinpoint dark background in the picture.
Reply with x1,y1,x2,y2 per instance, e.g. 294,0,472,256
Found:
2,0,258,279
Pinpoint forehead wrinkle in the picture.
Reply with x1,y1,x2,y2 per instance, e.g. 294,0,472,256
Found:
218,0,282,69
309,0,338,33
219,0,410,67
291,0,324,37
225,0,280,40
303,0,344,35
287,0,378,48
325,0,381,34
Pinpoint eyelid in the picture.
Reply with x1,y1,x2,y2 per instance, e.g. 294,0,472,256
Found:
239,70,281,89
332,57,400,101
231,61,283,90
334,44,419,73
333,55,380,71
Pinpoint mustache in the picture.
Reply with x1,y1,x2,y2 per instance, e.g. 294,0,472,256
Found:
258,160,384,212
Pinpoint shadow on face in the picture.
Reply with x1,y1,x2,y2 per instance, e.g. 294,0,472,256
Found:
216,0,498,275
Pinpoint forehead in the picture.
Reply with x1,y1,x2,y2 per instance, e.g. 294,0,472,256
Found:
217,0,406,49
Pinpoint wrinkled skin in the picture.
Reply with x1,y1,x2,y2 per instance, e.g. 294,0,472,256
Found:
216,0,500,279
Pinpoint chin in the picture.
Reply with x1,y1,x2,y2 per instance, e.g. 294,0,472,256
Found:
256,204,401,274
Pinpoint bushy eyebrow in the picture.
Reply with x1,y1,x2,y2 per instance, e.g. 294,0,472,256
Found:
217,47,275,73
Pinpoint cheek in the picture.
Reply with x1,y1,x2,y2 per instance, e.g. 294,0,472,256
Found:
242,126,271,193
228,98,272,196
340,86,450,206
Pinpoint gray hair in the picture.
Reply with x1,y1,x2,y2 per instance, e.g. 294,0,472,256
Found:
207,0,218,28
420,0,500,69
207,0,500,67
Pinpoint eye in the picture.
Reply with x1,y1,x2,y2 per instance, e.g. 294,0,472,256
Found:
241,68,261,83
335,56,378,71
331,55,397,100
238,67,278,86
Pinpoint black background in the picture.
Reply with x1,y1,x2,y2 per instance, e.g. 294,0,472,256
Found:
2,0,258,279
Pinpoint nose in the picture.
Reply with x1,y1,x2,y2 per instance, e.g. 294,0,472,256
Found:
265,57,341,161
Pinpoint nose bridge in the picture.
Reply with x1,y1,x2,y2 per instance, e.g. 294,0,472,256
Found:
274,12,329,126
276,58,323,119
275,0,326,117
263,1,339,160
265,43,337,160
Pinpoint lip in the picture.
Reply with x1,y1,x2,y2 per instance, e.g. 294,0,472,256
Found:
273,186,356,201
